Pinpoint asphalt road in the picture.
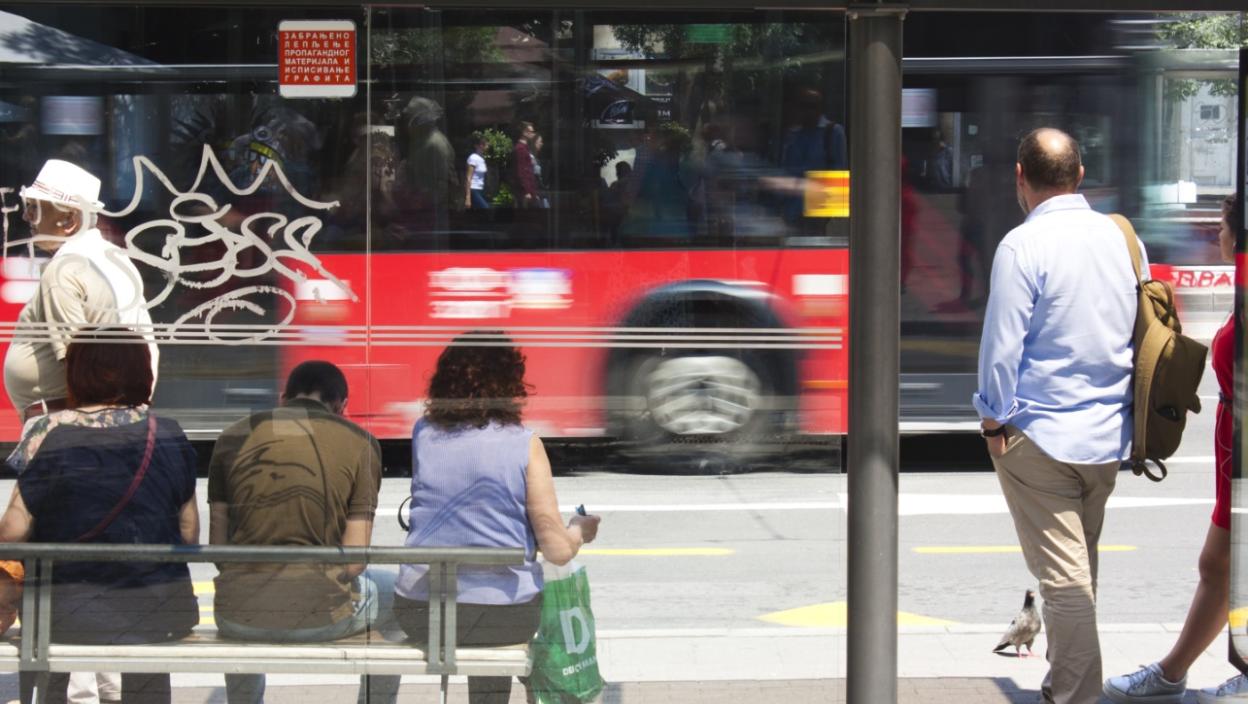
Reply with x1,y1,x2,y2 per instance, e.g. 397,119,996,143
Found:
0,349,1230,648
153,358,1227,634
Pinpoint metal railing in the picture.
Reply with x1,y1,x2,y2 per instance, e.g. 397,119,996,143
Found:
0,543,526,681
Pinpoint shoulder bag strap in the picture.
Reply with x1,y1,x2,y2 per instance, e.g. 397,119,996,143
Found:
74,414,158,543
1109,214,1169,480
1109,213,1145,286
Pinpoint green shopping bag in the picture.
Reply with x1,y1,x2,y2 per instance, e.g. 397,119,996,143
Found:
528,560,605,704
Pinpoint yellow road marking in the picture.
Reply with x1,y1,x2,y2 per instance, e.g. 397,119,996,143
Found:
579,548,735,557
759,601,955,628
914,545,1137,554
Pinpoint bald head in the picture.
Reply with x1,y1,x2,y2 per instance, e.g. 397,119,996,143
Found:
1017,128,1082,193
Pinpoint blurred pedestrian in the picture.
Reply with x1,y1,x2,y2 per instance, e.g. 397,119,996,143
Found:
975,128,1141,704
531,133,550,208
394,333,601,704
465,133,491,210
0,330,199,704
403,96,459,233
780,87,847,229
1103,194,1245,704
510,122,539,207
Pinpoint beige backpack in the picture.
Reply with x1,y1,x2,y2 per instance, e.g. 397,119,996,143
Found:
1110,214,1208,481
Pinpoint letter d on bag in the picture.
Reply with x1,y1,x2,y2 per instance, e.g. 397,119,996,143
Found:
559,607,590,655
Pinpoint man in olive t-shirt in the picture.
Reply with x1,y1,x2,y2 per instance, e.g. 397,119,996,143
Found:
208,361,398,704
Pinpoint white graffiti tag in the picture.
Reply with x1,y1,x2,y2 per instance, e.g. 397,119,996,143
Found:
3,145,356,343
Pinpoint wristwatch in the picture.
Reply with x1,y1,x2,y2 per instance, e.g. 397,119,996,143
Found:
980,425,1007,438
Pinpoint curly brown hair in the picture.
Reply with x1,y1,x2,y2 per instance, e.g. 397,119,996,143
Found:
425,332,530,429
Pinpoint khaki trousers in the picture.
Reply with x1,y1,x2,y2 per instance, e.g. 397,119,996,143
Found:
992,430,1119,704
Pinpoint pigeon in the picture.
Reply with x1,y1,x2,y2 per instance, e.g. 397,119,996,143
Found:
993,589,1041,658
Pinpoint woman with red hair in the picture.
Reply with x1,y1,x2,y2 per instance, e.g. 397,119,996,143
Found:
0,328,199,704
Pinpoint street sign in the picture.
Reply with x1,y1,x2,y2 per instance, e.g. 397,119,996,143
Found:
278,20,357,98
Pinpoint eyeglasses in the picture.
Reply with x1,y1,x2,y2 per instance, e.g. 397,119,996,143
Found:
20,197,42,222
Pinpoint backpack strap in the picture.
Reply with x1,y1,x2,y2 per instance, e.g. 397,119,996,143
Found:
1109,213,1145,285
1108,214,1169,483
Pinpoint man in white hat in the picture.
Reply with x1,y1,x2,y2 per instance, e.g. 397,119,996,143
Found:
3,159,159,424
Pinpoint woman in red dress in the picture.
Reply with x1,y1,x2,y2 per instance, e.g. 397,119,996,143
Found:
1104,194,1243,704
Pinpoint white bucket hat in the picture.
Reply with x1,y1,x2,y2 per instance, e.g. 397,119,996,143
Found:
20,159,103,210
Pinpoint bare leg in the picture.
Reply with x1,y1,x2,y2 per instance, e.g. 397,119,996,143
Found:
1158,522,1230,682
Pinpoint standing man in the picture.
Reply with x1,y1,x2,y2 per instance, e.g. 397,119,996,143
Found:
208,361,399,704
5,159,158,424
510,121,539,207
974,128,1141,704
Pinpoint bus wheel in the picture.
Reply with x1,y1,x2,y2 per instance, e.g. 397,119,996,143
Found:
621,351,775,447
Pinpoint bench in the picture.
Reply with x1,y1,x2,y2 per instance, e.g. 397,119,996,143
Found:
0,543,532,703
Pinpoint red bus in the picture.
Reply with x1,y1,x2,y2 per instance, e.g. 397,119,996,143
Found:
0,6,1234,461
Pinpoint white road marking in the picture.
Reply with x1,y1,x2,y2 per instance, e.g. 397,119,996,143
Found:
556,501,842,513
534,494,1213,516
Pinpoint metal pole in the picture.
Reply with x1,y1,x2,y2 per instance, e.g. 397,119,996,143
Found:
847,7,903,704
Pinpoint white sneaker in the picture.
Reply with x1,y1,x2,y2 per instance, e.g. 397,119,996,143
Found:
1197,673,1248,702
1103,662,1186,703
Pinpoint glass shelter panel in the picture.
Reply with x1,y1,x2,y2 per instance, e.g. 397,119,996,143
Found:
898,13,1239,426
0,2,850,698
899,12,1242,697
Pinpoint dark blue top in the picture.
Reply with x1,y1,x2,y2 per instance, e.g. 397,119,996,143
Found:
18,415,199,643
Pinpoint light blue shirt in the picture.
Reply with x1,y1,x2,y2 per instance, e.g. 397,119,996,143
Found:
973,193,1145,464
395,419,541,605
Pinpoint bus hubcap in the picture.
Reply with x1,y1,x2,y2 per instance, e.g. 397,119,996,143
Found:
645,356,761,435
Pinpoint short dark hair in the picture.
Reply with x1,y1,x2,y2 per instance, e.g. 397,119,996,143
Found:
425,332,529,430
284,360,348,406
1017,128,1082,191
66,328,152,408
1224,193,1243,233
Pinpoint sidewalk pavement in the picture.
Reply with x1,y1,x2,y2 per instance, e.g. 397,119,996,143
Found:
10,624,1218,703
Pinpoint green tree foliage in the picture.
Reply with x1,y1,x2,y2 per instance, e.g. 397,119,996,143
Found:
478,128,513,164
611,21,842,130
370,26,503,67
1159,13,1244,99
1159,12,1246,50
1152,13,1243,182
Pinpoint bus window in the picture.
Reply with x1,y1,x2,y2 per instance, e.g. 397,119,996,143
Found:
342,9,851,442
367,9,848,253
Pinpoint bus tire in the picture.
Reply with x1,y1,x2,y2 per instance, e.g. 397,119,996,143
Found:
615,347,785,454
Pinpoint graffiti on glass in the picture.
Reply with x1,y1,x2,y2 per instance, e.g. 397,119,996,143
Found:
1,145,355,343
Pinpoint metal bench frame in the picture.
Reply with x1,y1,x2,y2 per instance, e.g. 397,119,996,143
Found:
0,543,531,703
